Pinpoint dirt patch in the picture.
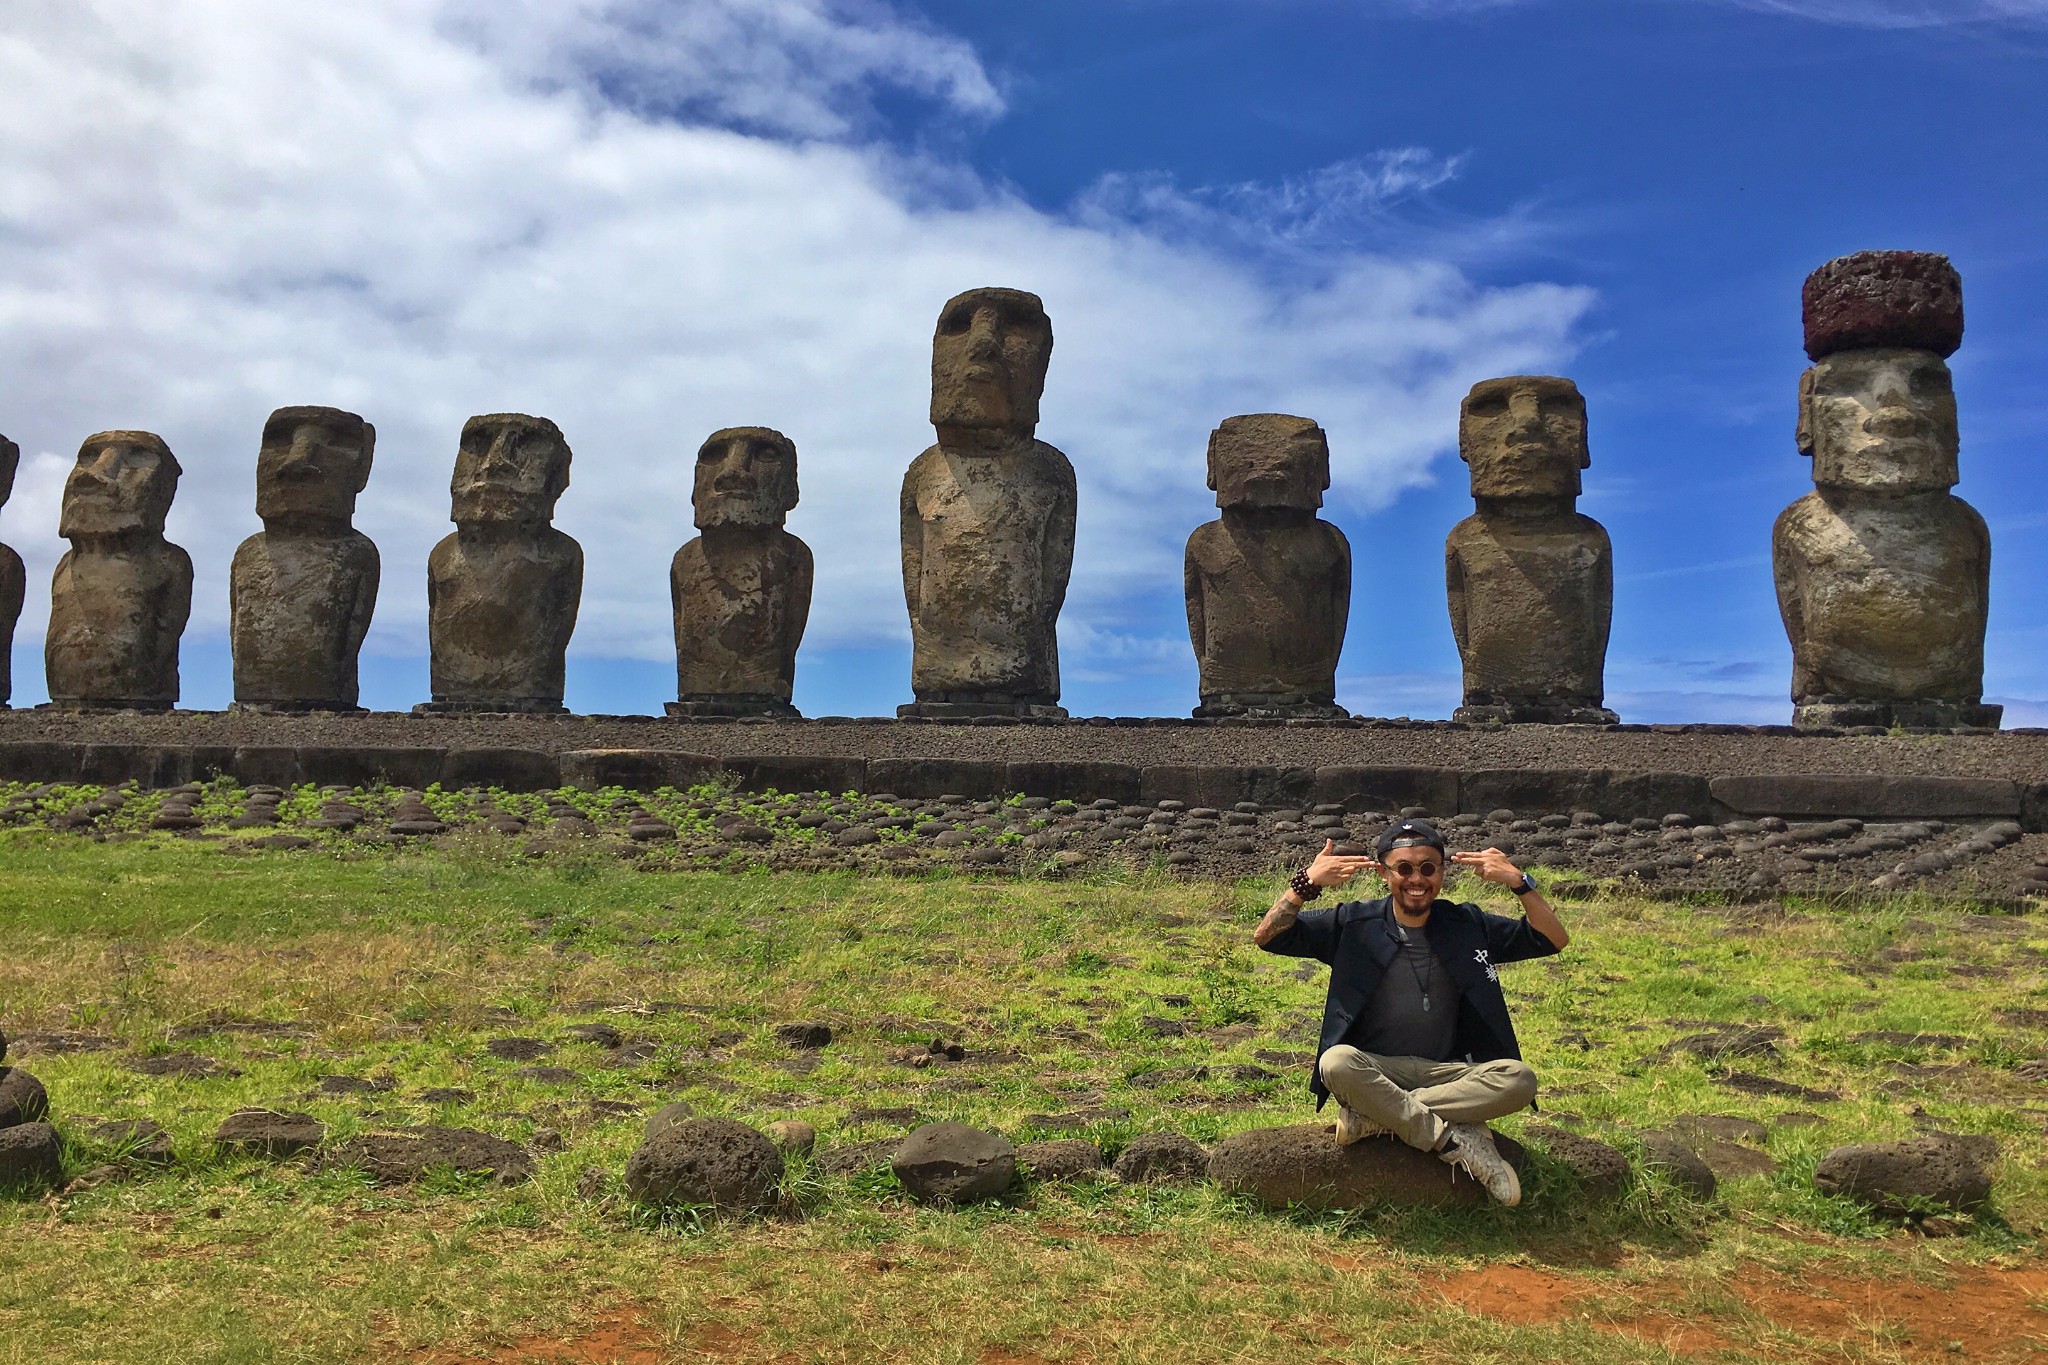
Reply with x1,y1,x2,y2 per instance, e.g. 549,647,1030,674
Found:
1433,1260,2048,1360
418,1307,667,1364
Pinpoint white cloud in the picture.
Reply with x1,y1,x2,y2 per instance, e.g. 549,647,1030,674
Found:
1710,0,2048,26
0,0,1588,706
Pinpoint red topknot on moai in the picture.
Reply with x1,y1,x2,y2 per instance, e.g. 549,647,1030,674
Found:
1774,251,1998,731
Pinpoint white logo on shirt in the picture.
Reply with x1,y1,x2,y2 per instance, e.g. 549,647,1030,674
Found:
1474,948,1498,982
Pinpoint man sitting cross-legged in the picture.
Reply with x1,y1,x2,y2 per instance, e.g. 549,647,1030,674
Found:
1252,818,1570,1206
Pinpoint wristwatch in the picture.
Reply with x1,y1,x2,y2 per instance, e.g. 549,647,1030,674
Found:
1514,873,1539,896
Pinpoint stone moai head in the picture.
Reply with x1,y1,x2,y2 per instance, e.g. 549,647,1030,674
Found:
59,430,180,538
1459,375,1588,502
1797,251,1963,494
0,434,18,509
1207,414,1329,512
451,413,570,527
256,406,374,527
929,287,1053,439
693,426,798,530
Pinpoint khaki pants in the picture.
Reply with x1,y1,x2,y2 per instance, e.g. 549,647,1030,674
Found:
1317,1045,1538,1153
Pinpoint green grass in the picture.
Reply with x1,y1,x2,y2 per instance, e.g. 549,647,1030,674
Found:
2,820,2046,1363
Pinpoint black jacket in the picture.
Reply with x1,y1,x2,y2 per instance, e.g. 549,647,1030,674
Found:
1258,894,1562,1108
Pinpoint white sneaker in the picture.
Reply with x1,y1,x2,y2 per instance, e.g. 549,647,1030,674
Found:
1438,1122,1521,1206
1333,1105,1385,1147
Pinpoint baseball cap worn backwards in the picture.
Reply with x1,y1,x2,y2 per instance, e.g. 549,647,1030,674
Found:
1375,819,1447,862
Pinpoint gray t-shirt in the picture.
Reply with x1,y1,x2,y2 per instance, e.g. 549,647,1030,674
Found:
1347,924,1459,1061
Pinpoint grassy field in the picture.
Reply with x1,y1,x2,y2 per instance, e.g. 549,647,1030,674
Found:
2,793,2046,1363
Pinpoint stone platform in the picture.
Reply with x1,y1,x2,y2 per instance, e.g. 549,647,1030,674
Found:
0,710,2041,831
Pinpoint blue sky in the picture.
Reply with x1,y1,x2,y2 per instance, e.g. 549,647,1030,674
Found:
1,0,2043,722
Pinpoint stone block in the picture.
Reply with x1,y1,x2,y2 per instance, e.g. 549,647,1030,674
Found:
79,744,185,787
230,746,300,788
1602,771,1713,822
441,747,561,791
295,746,444,789
1709,774,2019,821
1459,768,1607,817
868,758,1006,800
1139,764,1313,810
1311,766,1459,815
722,754,866,796
1207,1124,1522,1210
1005,761,1141,805
558,749,721,793
0,741,84,784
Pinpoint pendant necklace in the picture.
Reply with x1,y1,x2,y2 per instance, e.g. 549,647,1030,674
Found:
1396,924,1433,1012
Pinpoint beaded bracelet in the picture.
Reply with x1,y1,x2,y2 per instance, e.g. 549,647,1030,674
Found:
1289,868,1320,901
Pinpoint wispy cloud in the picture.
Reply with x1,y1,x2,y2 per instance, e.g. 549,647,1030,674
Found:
1371,0,2048,25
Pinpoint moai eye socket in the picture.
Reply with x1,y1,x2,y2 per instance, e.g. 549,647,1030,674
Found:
937,302,976,335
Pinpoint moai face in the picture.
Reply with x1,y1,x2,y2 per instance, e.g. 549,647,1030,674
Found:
1207,414,1329,511
0,435,18,509
1459,376,1588,500
256,406,374,526
1797,350,1958,494
929,287,1053,438
693,427,798,530
450,414,570,526
59,430,179,538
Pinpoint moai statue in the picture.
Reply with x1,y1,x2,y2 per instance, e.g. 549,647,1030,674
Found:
1184,414,1350,718
0,436,22,707
45,431,192,710
1774,251,1997,730
229,406,380,711
899,287,1075,719
1446,376,1617,725
667,427,813,718
421,414,581,714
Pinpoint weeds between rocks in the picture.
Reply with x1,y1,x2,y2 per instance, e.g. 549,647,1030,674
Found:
0,826,2045,1362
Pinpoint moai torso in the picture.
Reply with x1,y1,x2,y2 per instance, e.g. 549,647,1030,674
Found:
45,431,192,710
424,414,581,713
1183,414,1349,716
1774,252,1996,729
229,407,380,710
900,288,1075,717
1446,376,1615,724
670,426,813,715
0,436,23,706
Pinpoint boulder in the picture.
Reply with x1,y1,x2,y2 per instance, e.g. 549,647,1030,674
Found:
891,1122,1016,1205
325,1126,535,1185
773,1022,833,1050
0,1122,61,1189
0,1066,50,1128
214,1109,324,1158
1112,1132,1209,1186
1208,1124,1525,1210
1814,1134,1991,1216
625,1116,783,1214
1525,1124,1631,1198
1017,1138,1105,1183
1639,1132,1718,1201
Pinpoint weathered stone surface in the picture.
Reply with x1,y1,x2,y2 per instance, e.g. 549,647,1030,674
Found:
1017,1138,1105,1182
644,1102,695,1140
0,1122,61,1188
557,749,719,792
325,1126,534,1184
670,427,811,718
0,437,23,706
773,1021,832,1050
625,1115,783,1213
230,407,379,711
1813,1133,1991,1215
1112,1131,1209,1185
424,414,581,713
1448,376,1615,725
1639,1132,1718,1201
1185,414,1349,718
1208,1124,1523,1210
46,431,192,709
1778,259,1995,732
891,1121,1017,1204
1710,773,2019,820
1313,766,1460,816
900,288,1074,719
214,1109,324,1158
1526,1124,1631,1198
1803,250,1963,361
0,1067,50,1128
